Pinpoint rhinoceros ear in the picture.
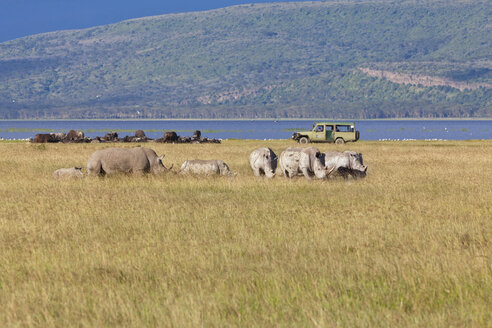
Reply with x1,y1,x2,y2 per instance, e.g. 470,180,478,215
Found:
158,155,165,161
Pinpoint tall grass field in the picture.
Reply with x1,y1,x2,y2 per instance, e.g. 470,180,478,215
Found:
0,140,490,327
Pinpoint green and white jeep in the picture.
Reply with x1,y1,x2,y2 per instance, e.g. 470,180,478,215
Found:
292,122,360,144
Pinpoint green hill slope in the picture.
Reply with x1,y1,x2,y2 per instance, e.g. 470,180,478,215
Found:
0,0,490,119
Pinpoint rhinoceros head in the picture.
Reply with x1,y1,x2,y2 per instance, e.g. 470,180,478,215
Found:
313,151,327,179
152,155,173,174
218,160,236,176
346,151,367,176
263,149,277,178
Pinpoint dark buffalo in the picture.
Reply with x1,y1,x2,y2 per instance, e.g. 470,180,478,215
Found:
163,131,179,142
193,130,201,140
66,130,84,141
135,130,146,139
33,133,59,143
104,132,119,142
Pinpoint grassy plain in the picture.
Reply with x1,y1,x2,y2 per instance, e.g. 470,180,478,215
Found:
0,140,490,327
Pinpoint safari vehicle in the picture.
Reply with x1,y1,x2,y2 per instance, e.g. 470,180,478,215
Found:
292,122,360,144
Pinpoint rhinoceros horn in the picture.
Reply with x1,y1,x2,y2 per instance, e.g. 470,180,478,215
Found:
158,155,173,171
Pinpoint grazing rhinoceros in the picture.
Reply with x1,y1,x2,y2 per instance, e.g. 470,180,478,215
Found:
279,147,326,180
249,147,277,178
87,147,171,176
180,159,235,176
323,150,367,179
53,167,84,179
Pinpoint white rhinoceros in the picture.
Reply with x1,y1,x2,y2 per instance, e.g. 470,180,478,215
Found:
324,150,367,179
279,147,327,180
53,167,84,179
87,147,171,176
180,159,235,176
249,147,277,178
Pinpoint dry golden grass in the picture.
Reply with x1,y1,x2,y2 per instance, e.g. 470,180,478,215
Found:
0,140,491,327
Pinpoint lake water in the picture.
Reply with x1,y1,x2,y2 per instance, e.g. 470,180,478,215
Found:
0,120,490,141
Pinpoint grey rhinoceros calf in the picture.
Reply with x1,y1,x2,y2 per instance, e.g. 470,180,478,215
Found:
249,147,277,178
324,150,367,179
87,147,171,176
180,159,235,176
53,167,84,179
279,147,327,180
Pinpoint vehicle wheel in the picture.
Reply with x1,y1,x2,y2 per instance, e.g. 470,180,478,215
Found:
299,137,309,144
335,138,345,144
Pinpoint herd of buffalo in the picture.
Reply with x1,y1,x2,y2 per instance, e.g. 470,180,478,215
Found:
52,145,367,180
33,129,221,144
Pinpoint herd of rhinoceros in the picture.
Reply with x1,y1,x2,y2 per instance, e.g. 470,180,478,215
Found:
249,147,367,179
53,146,367,180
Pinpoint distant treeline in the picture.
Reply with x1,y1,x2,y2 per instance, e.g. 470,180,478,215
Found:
0,1,490,119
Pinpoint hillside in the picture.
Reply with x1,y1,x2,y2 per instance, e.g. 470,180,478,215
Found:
0,0,490,119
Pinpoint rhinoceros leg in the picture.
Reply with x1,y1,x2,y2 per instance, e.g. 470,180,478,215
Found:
338,167,350,179
300,167,313,180
131,168,146,176
349,169,366,179
252,168,262,177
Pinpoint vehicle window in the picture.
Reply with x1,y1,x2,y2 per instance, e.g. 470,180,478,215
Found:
336,125,354,132
325,125,334,131
316,125,324,132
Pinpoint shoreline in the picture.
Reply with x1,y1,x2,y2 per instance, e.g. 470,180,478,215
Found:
2,139,492,142
0,117,491,122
